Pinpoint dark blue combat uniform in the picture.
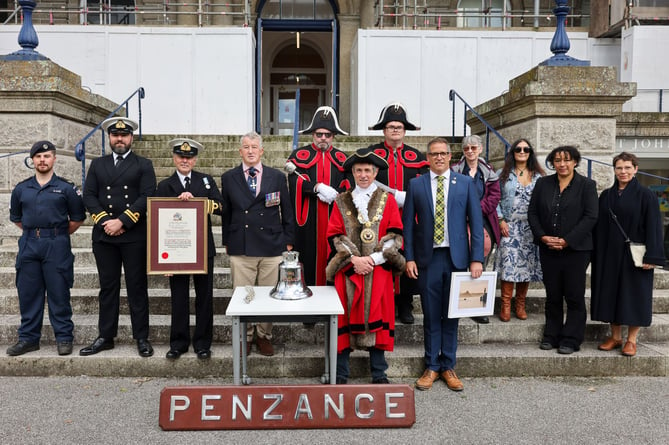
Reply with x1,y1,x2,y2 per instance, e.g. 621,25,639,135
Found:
9,175,86,343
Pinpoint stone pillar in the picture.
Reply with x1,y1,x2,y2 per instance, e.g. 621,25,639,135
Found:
338,14,360,135
0,60,119,239
359,0,375,29
469,66,636,188
177,1,199,26
212,0,236,26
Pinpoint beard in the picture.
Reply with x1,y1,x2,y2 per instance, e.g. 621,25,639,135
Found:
111,142,131,156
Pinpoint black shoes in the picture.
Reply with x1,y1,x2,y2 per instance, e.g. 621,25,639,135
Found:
79,337,114,356
558,345,577,355
471,316,490,324
166,349,183,359
397,304,414,324
7,340,39,356
196,349,211,360
57,341,73,356
336,377,348,384
539,341,554,350
372,377,390,384
137,339,154,357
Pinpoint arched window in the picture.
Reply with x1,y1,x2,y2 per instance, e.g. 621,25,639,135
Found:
259,0,336,20
457,0,511,28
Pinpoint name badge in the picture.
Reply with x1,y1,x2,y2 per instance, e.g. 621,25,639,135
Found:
265,191,280,207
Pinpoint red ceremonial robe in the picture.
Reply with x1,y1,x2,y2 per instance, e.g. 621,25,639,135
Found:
325,189,405,353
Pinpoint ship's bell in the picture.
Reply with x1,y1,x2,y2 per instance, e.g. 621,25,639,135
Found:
269,251,313,300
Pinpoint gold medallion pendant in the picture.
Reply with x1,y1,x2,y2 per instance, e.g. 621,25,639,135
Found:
360,227,376,244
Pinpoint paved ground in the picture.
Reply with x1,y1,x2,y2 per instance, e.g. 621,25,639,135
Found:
1,375,667,444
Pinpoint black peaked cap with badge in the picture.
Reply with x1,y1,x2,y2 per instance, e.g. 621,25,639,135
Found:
169,138,203,157
30,140,56,158
300,106,348,135
343,147,389,172
369,102,421,131
101,117,138,134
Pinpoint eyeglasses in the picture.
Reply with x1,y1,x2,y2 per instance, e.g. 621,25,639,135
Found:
315,131,333,138
513,146,532,153
427,152,450,158
385,125,404,132
462,145,479,152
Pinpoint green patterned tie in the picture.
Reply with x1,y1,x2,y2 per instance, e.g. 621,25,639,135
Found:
434,176,445,244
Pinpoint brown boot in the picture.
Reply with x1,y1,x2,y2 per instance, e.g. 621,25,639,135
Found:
515,282,529,320
499,281,513,322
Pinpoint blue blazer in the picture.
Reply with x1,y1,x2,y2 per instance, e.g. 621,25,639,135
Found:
221,164,295,257
402,171,484,270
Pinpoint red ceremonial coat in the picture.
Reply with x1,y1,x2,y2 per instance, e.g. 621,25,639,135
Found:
325,189,405,353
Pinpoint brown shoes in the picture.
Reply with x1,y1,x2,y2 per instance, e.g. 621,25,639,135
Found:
255,336,274,356
598,337,624,351
441,369,464,391
415,369,440,391
622,341,637,356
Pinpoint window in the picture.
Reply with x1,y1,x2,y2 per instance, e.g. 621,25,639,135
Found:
260,0,335,20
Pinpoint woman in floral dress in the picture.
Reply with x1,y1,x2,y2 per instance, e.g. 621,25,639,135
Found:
495,139,545,321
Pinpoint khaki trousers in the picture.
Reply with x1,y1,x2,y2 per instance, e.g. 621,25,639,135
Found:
230,255,282,340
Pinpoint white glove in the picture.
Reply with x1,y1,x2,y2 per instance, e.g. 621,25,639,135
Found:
316,183,338,204
394,190,406,208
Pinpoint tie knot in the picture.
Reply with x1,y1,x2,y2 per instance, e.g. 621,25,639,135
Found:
247,166,256,177
437,175,444,182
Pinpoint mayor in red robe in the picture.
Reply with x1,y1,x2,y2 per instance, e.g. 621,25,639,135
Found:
326,148,405,384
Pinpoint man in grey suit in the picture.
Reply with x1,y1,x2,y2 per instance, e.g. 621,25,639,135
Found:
403,137,484,391
220,131,295,356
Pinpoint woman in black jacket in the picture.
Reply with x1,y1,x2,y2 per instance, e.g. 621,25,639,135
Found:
528,146,598,354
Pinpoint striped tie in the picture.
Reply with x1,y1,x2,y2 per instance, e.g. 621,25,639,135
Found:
434,176,445,244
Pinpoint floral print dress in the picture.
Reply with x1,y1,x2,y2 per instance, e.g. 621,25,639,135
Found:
495,181,542,282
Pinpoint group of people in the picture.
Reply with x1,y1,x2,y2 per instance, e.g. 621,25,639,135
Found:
6,104,665,392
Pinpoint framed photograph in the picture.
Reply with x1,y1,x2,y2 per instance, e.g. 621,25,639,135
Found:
447,271,497,319
147,197,208,275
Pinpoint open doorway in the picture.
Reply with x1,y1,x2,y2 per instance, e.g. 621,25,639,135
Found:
256,0,339,134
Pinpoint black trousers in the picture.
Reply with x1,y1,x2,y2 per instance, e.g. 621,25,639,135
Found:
539,248,591,349
92,240,150,340
168,256,214,351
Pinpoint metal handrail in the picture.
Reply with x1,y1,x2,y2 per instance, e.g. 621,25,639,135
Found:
449,89,511,161
74,87,145,186
0,150,32,171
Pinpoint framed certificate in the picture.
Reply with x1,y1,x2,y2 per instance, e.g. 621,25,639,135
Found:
147,197,208,274
447,271,497,319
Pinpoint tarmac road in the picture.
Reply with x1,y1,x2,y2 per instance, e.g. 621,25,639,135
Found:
1,375,667,444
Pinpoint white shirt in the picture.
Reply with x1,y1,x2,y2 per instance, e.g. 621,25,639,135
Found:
176,171,191,189
431,170,450,248
351,183,393,265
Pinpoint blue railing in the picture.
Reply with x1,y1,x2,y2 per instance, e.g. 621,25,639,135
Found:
0,150,32,170
449,89,511,161
448,89,669,186
74,87,145,186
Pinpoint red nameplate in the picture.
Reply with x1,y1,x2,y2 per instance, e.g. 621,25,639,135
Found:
159,384,415,430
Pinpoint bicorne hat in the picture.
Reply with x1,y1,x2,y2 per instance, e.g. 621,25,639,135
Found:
368,102,420,131
300,106,348,135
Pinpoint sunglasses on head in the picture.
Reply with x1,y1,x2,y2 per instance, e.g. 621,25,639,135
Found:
513,146,532,153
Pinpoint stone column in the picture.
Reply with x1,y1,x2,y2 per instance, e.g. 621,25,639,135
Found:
469,65,636,188
211,0,236,26
177,0,199,26
0,60,119,239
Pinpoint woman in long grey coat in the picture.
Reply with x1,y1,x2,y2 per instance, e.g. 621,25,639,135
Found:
591,152,665,357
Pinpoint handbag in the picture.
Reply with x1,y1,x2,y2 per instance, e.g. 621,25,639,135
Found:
608,208,646,268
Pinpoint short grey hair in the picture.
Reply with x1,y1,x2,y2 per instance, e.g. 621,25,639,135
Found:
461,134,482,148
241,131,262,147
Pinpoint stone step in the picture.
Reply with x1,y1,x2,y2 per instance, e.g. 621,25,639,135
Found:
0,342,666,378
1,313,668,345
0,266,233,289
1,288,668,316
0,248,231,268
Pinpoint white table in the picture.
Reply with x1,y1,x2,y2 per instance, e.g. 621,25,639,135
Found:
226,286,344,385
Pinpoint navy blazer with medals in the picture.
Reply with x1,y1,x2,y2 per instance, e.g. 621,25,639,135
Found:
403,171,484,270
83,151,156,244
221,164,295,257
156,171,222,258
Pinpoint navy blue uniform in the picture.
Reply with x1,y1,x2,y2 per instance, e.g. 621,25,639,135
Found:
156,171,222,352
10,175,86,343
83,151,156,340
